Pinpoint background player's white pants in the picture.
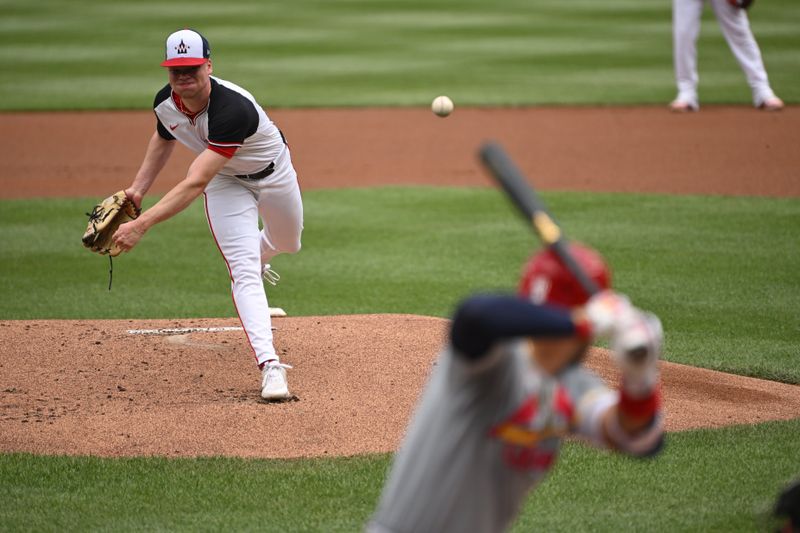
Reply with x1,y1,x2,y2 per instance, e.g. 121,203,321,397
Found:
203,147,303,366
672,0,776,107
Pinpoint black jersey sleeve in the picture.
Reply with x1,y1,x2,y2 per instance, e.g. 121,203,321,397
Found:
207,83,260,148
155,115,176,140
153,84,175,141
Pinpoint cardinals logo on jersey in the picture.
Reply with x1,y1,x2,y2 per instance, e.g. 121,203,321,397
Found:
490,386,574,471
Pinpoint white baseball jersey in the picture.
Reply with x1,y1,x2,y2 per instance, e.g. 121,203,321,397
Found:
153,76,286,176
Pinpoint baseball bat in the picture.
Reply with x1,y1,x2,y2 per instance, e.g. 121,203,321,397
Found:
478,141,600,296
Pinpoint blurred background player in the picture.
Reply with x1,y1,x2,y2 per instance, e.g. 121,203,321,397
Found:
112,29,303,400
367,244,664,533
670,0,784,112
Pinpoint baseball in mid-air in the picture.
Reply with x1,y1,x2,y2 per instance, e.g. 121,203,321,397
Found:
431,95,454,118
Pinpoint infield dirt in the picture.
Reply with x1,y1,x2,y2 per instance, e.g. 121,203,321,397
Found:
1,106,799,198
2,316,799,459
0,106,798,458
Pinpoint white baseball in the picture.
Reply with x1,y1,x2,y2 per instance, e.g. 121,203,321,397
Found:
432,95,454,117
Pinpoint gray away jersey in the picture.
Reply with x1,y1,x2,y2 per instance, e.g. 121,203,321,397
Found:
368,340,612,533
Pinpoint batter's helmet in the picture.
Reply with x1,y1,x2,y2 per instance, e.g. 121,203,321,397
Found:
518,243,610,309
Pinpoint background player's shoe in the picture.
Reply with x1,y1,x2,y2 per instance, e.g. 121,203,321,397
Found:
262,264,281,286
261,361,292,400
759,97,784,111
669,99,698,113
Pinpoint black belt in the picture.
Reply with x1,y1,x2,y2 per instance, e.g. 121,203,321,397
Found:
235,130,287,181
236,161,275,181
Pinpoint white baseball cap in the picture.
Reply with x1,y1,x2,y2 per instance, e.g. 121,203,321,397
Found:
161,29,211,67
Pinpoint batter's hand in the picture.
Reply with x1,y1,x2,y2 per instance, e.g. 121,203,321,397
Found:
584,291,633,338
612,310,663,395
113,219,146,252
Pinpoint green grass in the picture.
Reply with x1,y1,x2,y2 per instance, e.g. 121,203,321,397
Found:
513,419,800,532
1,188,798,383
1,419,798,532
0,0,798,110
2,188,798,531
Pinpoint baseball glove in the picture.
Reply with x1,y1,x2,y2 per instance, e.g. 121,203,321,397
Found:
82,190,140,256
728,0,754,8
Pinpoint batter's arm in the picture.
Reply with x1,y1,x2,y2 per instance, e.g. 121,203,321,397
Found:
573,312,664,457
573,389,663,458
125,132,176,209
601,401,663,455
112,149,228,252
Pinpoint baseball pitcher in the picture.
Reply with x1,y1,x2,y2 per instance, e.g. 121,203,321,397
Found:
368,243,664,533
112,29,303,400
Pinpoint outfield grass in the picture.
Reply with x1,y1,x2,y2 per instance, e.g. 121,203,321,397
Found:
1,419,798,532
1,188,797,383
0,0,798,110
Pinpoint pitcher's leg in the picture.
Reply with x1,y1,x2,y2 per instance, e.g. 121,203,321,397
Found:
204,177,278,366
672,0,703,107
710,0,776,106
259,153,304,266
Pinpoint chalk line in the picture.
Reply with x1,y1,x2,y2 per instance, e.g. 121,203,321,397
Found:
127,326,276,335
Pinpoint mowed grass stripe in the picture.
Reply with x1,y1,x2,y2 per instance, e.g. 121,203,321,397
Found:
0,0,796,109
0,420,798,532
0,188,797,383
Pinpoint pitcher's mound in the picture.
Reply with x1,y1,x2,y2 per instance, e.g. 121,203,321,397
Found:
0,315,798,458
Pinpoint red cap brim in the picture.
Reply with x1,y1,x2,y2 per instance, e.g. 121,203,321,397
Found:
161,57,208,67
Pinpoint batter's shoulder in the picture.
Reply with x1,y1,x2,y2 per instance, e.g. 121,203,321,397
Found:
153,84,172,109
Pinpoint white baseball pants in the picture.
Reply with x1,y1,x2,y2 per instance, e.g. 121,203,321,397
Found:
203,146,303,366
672,0,777,107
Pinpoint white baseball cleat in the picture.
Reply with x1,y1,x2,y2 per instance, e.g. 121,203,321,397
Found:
669,99,698,113
261,361,292,400
262,264,281,286
759,97,784,111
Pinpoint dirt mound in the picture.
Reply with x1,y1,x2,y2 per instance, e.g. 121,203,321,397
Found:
1,316,798,459
2,107,798,199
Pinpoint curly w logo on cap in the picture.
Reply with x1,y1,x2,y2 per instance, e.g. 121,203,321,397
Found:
161,29,210,67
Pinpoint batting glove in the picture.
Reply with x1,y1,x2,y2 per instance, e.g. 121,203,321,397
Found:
612,310,663,397
584,290,633,338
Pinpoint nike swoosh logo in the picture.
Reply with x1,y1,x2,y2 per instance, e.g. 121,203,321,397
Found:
169,124,179,131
